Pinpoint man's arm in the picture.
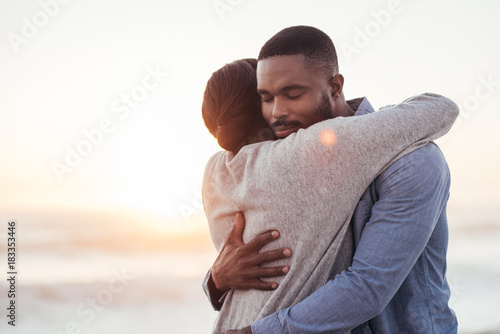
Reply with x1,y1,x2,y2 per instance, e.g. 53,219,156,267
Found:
251,144,451,334
202,213,292,310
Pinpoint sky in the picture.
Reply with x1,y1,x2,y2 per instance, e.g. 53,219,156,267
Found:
0,0,499,232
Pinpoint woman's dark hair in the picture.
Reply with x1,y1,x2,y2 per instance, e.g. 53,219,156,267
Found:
202,58,272,153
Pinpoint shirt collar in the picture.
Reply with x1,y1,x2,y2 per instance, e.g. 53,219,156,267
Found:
347,97,375,117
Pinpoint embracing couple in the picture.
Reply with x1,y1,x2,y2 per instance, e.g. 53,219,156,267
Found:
200,26,459,334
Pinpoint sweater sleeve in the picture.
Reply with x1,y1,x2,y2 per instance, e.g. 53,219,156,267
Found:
251,93,458,199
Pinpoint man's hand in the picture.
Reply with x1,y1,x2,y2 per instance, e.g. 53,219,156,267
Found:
223,325,252,334
211,212,291,292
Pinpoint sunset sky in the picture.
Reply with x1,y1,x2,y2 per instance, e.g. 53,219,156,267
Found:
0,0,499,232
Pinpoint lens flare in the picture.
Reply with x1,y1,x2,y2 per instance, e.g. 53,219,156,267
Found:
320,129,337,147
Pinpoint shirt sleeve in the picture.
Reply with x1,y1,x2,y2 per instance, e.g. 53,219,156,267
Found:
252,143,451,334
202,269,228,311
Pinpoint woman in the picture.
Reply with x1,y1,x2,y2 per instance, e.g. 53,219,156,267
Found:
201,59,458,333
202,58,273,154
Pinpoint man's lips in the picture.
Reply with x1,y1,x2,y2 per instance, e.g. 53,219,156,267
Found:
273,125,300,138
271,121,302,138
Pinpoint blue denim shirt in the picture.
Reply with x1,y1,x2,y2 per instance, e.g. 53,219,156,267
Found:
250,98,458,333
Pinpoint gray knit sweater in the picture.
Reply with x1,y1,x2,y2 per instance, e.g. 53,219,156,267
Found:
202,93,459,333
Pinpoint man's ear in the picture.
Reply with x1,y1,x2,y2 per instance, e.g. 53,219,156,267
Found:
329,74,344,100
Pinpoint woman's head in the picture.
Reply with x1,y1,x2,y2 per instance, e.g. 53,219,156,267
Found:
202,58,273,153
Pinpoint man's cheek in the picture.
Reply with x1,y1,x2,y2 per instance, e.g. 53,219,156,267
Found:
294,101,314,118
261,107,273,124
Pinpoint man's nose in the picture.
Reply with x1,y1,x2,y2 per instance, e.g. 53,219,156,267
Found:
272,99,289,119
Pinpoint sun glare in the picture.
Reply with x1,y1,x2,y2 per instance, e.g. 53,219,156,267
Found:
320,129,338,147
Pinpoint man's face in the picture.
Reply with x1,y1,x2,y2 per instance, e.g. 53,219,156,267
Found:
257,54,335,139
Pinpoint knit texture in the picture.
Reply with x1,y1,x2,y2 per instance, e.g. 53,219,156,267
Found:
202,93,458,334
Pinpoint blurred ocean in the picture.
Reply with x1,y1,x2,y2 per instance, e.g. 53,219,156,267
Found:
0,207,499,334
0,209,219,334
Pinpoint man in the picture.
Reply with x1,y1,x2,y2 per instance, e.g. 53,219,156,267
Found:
203,26,458,333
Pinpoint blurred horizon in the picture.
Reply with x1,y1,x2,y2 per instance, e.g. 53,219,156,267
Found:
1,0,499,226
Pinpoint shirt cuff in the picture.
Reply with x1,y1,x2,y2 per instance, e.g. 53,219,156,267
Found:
202,270,229,311
216,290,229,307
251,312,283,334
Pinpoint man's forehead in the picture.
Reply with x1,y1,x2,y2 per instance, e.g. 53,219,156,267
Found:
257,54,312,88
257,54,307,74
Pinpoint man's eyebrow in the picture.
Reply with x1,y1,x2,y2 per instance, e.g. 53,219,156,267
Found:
257,84,308,95
279,84,308,92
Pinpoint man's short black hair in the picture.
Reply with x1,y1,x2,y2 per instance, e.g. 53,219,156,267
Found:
258,25,338,79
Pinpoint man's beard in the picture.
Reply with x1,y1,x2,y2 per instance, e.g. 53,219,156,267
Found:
271,93,334,131
314,92,334,121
